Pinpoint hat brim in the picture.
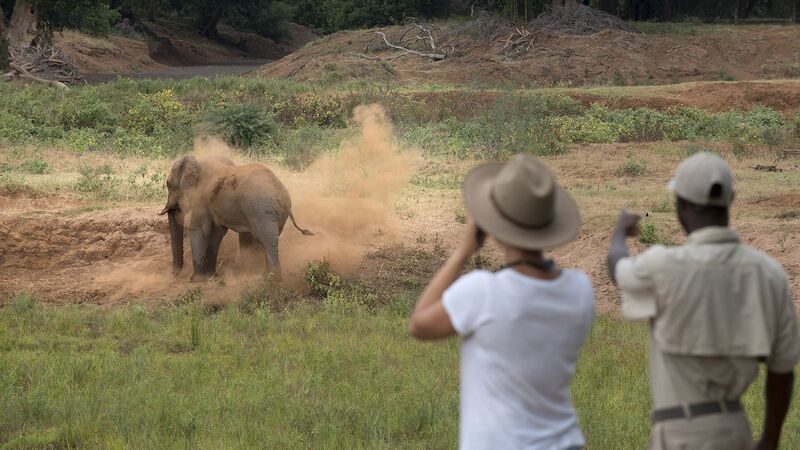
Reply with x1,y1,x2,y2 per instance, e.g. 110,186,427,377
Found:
464,162,581,251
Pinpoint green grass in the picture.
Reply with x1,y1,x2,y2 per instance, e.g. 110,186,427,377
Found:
1,294,797,449
1,78,797,163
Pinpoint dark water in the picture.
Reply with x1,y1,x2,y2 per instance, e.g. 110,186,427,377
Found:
83,63,270,84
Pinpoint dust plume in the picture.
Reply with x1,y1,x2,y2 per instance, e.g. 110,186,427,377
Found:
89,104,416,298
281,104,418,275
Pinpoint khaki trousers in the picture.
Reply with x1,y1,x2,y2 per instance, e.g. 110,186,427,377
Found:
648,411,753,450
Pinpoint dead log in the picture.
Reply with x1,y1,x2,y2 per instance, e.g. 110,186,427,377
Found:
9,62,69,89
750,164,781,172
784,149,800,157
374,31,446,61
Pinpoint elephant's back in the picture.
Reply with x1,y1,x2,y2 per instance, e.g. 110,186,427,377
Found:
218,164,292,216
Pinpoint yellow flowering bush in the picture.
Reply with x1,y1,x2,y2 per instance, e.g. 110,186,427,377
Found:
273,94,346,128
126,89,187,135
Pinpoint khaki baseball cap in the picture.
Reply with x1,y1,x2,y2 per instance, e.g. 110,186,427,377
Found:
668,152,735,207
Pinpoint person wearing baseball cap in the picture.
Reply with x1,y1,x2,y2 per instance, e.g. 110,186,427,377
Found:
409,155,595,450
607,152,800,449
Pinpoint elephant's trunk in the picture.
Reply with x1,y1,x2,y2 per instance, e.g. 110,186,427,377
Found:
168,209,184,275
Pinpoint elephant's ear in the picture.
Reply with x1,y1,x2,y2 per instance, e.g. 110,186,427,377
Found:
178,155,201,188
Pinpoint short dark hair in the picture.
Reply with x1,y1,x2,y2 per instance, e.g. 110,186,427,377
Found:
676,196,728,217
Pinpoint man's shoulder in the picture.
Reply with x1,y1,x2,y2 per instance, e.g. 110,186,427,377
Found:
736,244,789,281
628,244,676,270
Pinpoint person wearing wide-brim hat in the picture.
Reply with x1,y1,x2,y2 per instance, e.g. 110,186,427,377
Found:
409,154,595,450
607,152,800,450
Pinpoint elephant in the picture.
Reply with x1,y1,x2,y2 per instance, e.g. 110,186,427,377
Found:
159,155,312,282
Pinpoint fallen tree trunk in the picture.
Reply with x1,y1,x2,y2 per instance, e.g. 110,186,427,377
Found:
7,61,69,89
374,31,447,61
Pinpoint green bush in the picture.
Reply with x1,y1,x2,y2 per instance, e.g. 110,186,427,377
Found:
58,95,116,130
304,259,342,299
126,89,187,136
324,283,379,312
209,104,277,148
555,111,619,144
42,2,121,37
616,153,647,176
76,165,119,200
638,222,674,246
20,158,49,174
273,94,347,128
0,111,38,142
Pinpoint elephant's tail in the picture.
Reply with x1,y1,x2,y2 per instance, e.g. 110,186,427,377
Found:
289,211,314,236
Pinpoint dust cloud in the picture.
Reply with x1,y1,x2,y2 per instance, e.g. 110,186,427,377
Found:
90,104,417,298
281,104,418,275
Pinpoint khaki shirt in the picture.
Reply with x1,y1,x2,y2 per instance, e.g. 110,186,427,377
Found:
616,226,800,409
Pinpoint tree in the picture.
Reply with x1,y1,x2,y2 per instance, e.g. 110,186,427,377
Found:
6,1,37,52
0,4,6,38
552,0,577,7
598,0,617,15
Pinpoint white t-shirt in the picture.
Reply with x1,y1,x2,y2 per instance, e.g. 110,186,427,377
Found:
442,268,595,450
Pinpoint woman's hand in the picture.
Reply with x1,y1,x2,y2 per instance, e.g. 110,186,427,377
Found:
454,217,487,260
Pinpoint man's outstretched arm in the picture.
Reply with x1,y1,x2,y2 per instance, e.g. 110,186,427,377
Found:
757,370,795,450
607,209,640,285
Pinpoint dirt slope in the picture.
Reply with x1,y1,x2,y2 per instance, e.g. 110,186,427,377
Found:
55,31,164,74
257,18,800,86
56,21,320,75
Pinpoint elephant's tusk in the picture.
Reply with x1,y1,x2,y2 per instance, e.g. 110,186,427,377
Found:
158,208,169,215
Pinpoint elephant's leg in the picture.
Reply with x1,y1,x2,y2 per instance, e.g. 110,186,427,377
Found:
203,224,228,276
238,232,262,273
250,214,282,280
189,214,213,283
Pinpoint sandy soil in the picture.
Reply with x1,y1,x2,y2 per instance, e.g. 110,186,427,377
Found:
2,140,798,313
257,19,800,86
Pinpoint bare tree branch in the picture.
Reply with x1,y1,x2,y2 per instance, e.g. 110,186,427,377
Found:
374,32,446,61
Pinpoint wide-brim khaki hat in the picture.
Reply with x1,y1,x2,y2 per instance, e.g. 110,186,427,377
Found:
464,155,581,250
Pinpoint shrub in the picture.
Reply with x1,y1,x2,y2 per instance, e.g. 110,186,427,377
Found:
555,112,619,144
58,95,116,130
273,94,347,128
715,69,735,82
209,104,277,148
0,111,37,142
324,283,379,312
126,89,187,136
20,158,49,174
76,165,119,199
638,222,674,246
616,153,647,176
304,259,342,298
